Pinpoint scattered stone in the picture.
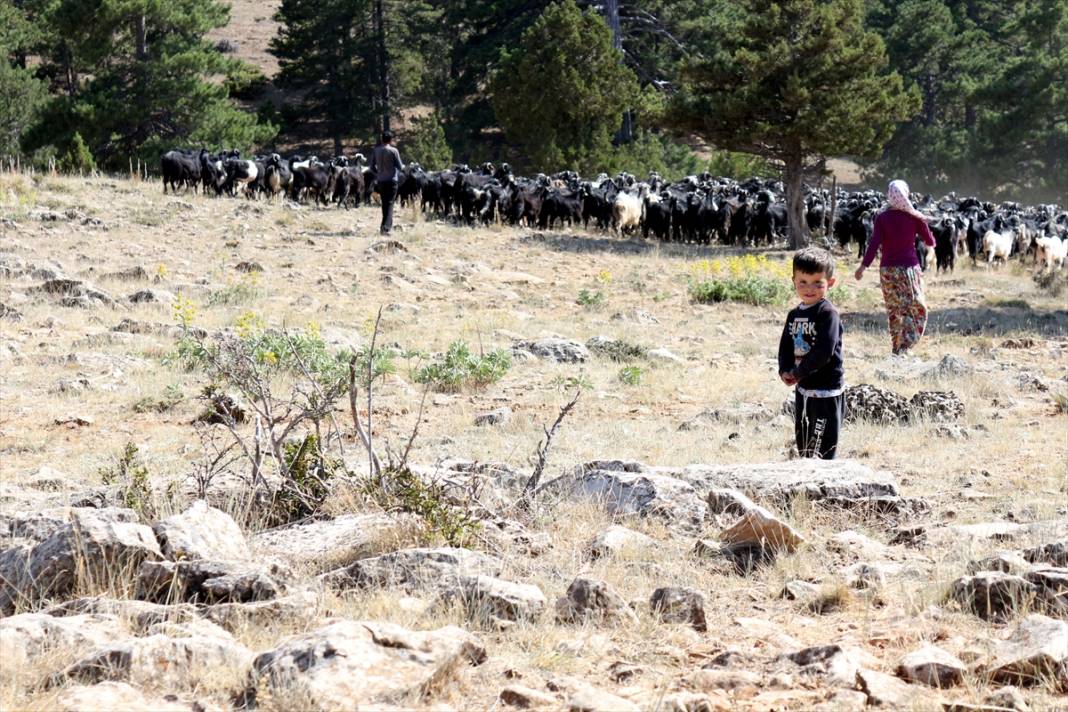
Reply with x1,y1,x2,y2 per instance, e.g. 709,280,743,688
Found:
447,575,547,626
648,347,683,363
910,391,965,421
555,577,637,625
719,505,805,553
322,547,503,592
587,525,654,560
843,562,887,590
201,590,319,631
609,309,659,325
61,631,253,688
0,613,122,667
153,500,249,561
101,266,149,281
950,571,1038,621
679,404,773,431
138,558,289,604
650,586,707,631
706,488,759,516
856,667,927,707
0,302,23,321
234,260,264,273
475,407,512,427
829,530,892,561
586,335,648,362
561,681,639,712
245,620,485,709
689,668,762,691
780,579,821,602
845,383,912,423
513,337,589,363
56,682,192,712
983,686,1031,711
196,390,246,425
127,288,175,304
719,541,779,574
784,645,878,687
564,468,706,530
813,689,869,712
1022,539,1068,567
367,239,407,254
253,513,421,573
896,644,966,687
1025,566,1068,615
660,691,728,712
984,614,1067,685
606,660,643,683
500,685,557,708
0,510,162,614
967,552,1032,576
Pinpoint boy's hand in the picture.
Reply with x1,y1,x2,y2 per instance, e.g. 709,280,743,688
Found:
780,372,798,386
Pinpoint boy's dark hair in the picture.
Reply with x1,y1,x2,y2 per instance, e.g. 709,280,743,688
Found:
792,247,836,279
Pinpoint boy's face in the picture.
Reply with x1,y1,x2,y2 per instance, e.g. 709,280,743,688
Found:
793,270,836,305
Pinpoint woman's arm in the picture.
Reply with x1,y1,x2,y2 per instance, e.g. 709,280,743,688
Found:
861,214,883,269
918,216,935,247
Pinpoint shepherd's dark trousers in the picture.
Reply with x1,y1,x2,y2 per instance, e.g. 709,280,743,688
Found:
377,181,397,234
794,392,844,460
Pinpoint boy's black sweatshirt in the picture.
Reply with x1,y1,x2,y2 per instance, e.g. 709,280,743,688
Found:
777,298,844,392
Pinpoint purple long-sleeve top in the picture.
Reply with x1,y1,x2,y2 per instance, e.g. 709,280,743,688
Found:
861,209,935,269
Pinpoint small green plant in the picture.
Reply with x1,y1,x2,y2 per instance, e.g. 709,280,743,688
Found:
688,276,792,306
617,365,643,386
270,434,344,525
414,341,511,392
576,289,605,308
361,467,481,546
98,442,154,518
133,384,184,413
588,337,648,362
208,273,263,306
551,373,594,392
164,294,208,371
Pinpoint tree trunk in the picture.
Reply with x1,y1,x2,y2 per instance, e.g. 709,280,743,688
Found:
374,0,390,133
603,0,632,143
134,15,147,61
784,154,808,249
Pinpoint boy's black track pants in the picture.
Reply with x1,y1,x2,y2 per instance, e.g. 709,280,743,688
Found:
795,391,844,460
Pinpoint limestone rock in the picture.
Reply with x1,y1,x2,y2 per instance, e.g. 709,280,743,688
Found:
201,590,319,631
950,571,1038,621
0,506,139,547
500,685,557,708
56,682,193,712
246,620,486,709
448,575,547,625
587,525,654,560
856,668,927,707
152,500,249,561
705,488,759,517
650,586,707,631
565,468,707,530
843,562,887,590
322,547,503,592
910,390,965,421
61,632,253,689
896,644,966,687
783,645,880,687
679,404,773,431
555,577,637,625
829,530,892,561
475,407,512,427
252,513,421,572
719,506,805,553
0,511,162,614
138,558,289,604
984,686,1030,711
845,384,912,424
0,613,123,667
1021,538,1068,567
127,288,175,304
1025,566,1068,615
984,614,1067,685
967,552,1033,576
513,338,589,363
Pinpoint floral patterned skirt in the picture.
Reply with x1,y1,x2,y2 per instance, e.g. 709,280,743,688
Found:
879,266,928,354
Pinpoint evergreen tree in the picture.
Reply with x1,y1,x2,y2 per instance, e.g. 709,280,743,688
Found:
671,0,919,247
21,0,274,169
271,0,441,153
0,2,47,155
404,113,452,169
489,0,639,173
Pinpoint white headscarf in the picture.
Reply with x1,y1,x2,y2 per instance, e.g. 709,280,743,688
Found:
887,179,928,221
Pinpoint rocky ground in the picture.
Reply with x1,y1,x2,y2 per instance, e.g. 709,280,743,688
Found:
1,172,1066,711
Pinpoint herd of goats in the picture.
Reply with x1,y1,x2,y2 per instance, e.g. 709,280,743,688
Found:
160,148,1068,273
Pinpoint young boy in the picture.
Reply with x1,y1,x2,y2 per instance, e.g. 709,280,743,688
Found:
778,248,844,460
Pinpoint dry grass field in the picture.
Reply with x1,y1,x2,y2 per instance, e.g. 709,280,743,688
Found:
1,171,1066,711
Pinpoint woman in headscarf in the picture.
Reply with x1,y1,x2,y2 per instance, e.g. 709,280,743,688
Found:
854,180,936,355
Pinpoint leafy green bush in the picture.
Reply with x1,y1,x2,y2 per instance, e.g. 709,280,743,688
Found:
405,112,453,170
133,384,184,413
688,275,792,306
617,365,643,386
551,373,594,392
270,434,344,525
208,274,263,306
360,467,481,546
415,341,511,392
98,442,154,518
58,132,96,174
576,289,605,308
588,337,648,362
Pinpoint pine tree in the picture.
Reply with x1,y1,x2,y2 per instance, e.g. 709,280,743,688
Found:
489,0,639,173
21,0,274,170
0,2,47,155
670,0,919,247
271,0,441,153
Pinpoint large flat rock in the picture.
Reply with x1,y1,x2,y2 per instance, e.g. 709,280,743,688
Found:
252,513,422,573
662,460,900,503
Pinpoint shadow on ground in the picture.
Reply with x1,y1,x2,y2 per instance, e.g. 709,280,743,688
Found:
843,305,1068,337
518,230,792,260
